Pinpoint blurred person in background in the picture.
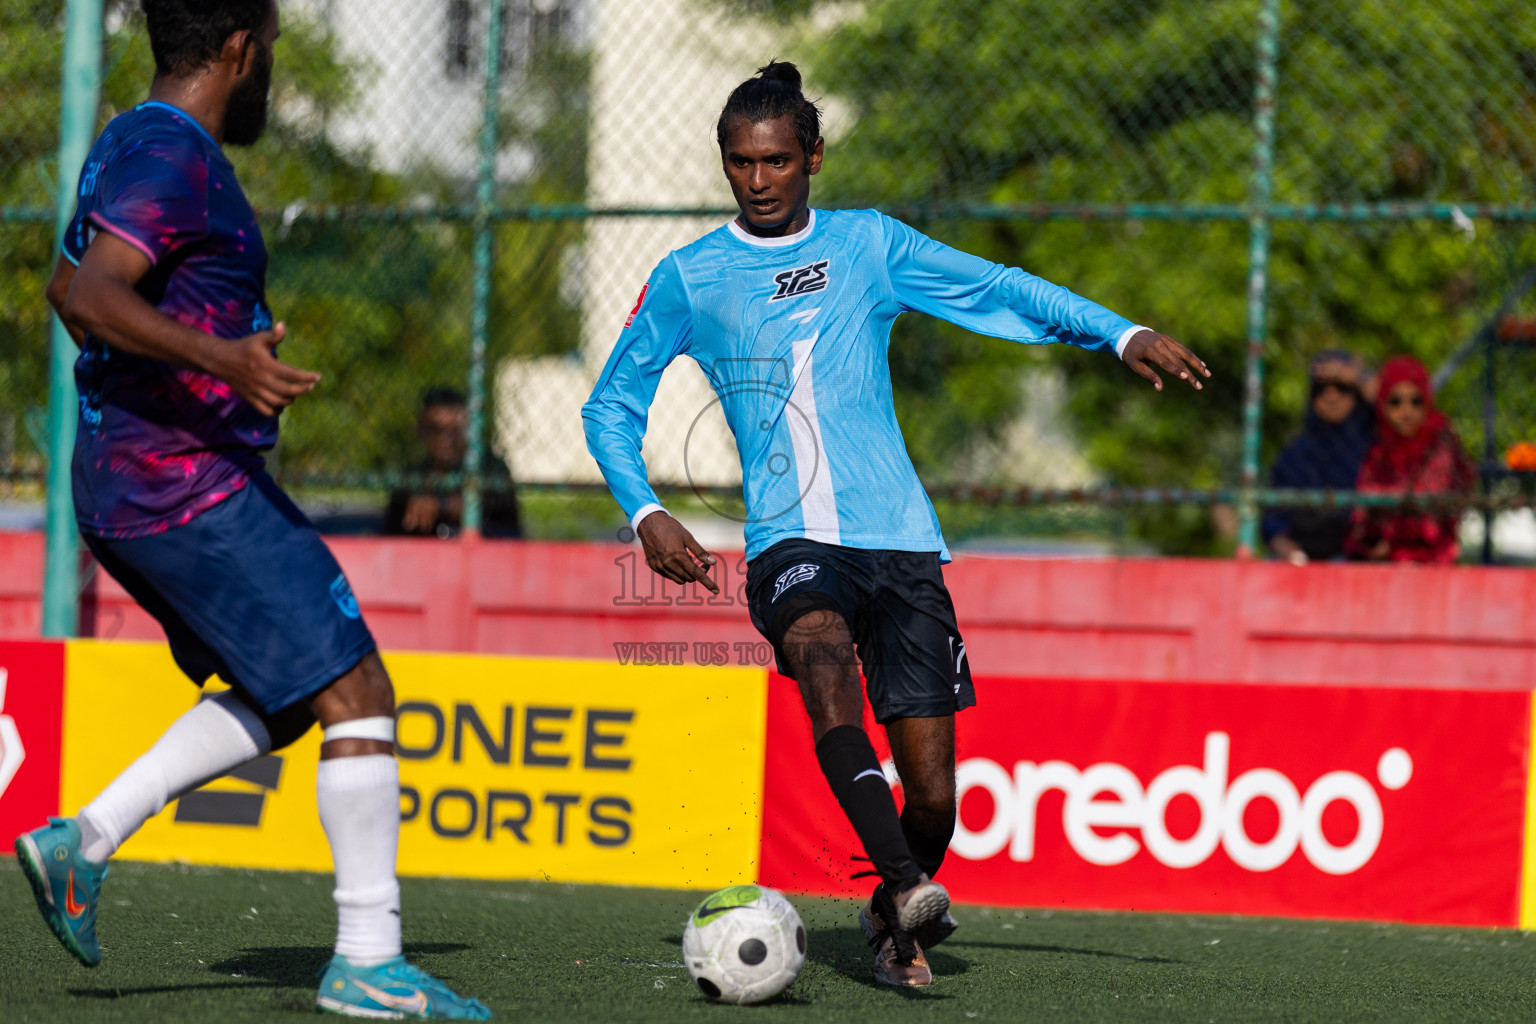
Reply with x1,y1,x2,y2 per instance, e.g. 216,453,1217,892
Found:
1263,351,1375,564
1346,355,1476,564
385,388,522,539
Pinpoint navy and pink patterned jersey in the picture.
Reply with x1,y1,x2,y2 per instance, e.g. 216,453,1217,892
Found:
63,101,276,539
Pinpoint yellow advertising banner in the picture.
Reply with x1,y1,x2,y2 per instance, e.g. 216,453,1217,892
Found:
61,641,769,890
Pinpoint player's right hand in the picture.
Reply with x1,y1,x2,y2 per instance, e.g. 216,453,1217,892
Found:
1122,329,1210,392
217,323,322,416
402,494,441,533
637,512,720,595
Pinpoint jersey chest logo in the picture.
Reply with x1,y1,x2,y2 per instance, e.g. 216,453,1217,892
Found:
770,259,830,301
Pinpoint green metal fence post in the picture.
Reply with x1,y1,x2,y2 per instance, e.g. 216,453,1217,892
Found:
464,1,507,537
1237,0,1282,557
42,0,105,637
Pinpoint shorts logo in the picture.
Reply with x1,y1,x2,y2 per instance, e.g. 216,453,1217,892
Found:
330,573,362,619
772,563,820,602
770,260,830,301
950,636,967,676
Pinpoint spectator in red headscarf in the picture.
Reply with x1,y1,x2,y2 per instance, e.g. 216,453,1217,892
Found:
1346,355,1476,564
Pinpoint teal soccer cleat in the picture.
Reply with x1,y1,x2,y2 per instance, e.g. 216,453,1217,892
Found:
317,955,493,1020
14,817,108,967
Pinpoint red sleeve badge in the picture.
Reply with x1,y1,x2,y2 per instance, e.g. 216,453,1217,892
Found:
623,284,648,329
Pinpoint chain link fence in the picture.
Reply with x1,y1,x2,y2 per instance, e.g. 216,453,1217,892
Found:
3,0,1534,559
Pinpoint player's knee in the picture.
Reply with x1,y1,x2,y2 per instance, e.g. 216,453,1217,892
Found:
782,611,855,677
902,774,957,824
356,653,396,709
797,669,863,740
312,651,395,724
263,700,318,752
783,606,845,633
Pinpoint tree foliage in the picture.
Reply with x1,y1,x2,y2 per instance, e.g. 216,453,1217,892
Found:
0,2,591,488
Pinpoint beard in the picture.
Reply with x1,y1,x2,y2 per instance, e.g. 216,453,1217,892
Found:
223,43,272,147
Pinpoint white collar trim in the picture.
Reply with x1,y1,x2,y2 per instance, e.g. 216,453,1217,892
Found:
726,209,817,247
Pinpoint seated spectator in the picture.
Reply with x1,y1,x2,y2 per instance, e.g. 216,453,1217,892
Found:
1263,351,1375,564
385,388,523,539
1346,355,1476,564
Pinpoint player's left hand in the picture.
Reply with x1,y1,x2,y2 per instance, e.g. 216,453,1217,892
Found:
1122,330,1210,392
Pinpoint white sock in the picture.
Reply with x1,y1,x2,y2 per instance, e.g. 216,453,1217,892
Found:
316,754,402,966
77,690,271,863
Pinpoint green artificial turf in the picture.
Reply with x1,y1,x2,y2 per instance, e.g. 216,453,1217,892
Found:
4,857,1536,1023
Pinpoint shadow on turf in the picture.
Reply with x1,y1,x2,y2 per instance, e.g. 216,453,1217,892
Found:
946,938,1182,964
67,942,473,1000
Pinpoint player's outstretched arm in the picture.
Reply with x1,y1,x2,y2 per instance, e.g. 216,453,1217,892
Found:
62,232,321,416
636,511,720,596
1120,329,1211,392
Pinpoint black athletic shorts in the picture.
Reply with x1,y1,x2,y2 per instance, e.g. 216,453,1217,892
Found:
745,538,977,724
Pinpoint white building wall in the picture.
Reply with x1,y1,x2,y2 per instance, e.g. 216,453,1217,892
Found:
316,0,485,178
497,0,764,490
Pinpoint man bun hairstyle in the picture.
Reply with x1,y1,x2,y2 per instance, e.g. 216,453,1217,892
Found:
141,0,271,76
716,60,823,159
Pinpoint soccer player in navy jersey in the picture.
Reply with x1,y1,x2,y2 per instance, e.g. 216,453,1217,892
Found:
13,2,488,1017
583,61,1210,987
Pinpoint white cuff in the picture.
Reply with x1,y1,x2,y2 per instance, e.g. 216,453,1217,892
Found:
630,503,668,534
1115,325,1152,360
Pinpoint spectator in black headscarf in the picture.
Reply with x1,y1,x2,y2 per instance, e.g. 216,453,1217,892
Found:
1263,351,1375,565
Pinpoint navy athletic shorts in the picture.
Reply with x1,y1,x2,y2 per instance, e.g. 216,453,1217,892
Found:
745,538,977,724
83,471,377,714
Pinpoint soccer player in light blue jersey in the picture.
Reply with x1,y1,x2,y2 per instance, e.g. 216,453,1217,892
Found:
583,61,1209,987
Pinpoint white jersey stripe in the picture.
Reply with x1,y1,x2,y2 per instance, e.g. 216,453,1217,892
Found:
788,330,840,545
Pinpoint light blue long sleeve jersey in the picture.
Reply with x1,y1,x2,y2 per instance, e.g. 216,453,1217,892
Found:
582,208,1145,562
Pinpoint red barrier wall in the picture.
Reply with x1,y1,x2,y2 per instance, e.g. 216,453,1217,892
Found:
0,533,43,640
3,531,1535,688
0,641,65,843
757,671,1532,926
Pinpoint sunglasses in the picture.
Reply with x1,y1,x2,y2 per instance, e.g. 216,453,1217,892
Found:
1386,394,1424,409
1312,381,1357,397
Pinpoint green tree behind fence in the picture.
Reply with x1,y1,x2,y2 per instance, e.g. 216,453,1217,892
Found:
3,0,1534,556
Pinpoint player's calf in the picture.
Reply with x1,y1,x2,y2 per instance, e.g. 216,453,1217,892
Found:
814,725,924,890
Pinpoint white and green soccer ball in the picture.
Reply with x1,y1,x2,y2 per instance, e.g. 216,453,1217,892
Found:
682,884,806,1005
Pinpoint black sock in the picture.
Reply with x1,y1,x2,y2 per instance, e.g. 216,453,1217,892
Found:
814,725,921,890
901,803,954,879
